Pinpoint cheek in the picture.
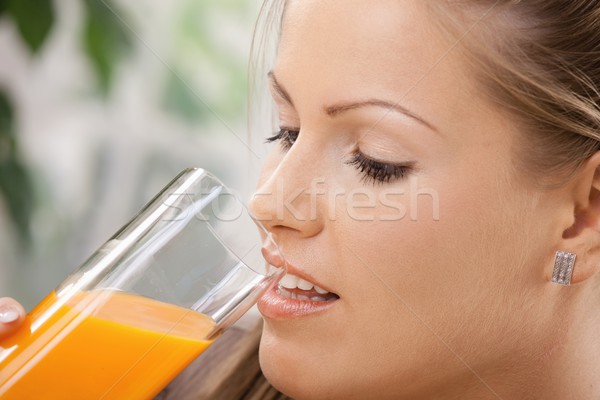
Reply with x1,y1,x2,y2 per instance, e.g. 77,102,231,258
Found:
334,173,536,358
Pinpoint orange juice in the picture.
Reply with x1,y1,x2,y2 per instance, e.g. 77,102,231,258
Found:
0,289,215,399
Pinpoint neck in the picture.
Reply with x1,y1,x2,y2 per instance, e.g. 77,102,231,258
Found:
473,303,599,399
431,314,600,399
536,315,600,399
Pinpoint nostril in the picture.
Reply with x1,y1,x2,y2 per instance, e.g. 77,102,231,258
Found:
261,246,285,269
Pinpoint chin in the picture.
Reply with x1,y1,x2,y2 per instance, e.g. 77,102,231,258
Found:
258,324,337,400
258,321,428,400
259,327,307,399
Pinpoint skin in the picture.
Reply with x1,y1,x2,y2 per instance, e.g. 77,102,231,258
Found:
0,298,26,337
249,0,600,399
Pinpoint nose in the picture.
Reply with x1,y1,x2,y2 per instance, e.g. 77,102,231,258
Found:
249,144,325,239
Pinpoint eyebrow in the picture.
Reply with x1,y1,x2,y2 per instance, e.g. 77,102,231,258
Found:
268,71,438,133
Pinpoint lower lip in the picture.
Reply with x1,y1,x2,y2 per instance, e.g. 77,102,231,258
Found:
258,284,339,320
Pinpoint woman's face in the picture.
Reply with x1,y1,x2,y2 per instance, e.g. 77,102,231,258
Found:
251,1,562,399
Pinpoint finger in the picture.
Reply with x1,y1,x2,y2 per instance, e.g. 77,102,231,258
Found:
0,297,26,337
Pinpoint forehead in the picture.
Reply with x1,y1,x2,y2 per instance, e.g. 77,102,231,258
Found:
275,0,481,132
281,0,433,59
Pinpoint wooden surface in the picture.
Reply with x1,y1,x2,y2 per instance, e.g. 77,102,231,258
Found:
154,318,291,400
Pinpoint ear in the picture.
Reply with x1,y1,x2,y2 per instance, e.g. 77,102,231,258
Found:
559,151,600,284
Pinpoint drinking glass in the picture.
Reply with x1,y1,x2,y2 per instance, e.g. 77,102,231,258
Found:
0,168,285,400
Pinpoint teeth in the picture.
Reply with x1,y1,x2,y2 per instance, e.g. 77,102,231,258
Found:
314,285,328,294
278,273,330,294
279,274,299,289
277,286,335,302
297,278,314,291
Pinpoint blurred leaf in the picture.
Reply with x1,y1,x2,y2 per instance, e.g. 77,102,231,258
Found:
169,0,249,124
0,0,7,18
0,90,13,140
83,0,132,94
0,159,34,245
7,0,54,53
0,90,34,246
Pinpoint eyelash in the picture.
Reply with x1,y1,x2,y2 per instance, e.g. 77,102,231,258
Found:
346,152,412,185
266,128,413,185
266,128,298,151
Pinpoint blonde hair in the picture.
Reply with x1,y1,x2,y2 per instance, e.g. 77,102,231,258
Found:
428,0,600,188
247,0,286,150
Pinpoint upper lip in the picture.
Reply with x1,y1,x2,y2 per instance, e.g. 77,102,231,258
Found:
262,247,337,295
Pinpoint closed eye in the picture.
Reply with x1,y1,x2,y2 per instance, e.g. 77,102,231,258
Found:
346,151,414,185
266,128,300,151
266,128,413,185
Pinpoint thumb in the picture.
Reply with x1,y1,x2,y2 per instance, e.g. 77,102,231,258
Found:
0,297,26,338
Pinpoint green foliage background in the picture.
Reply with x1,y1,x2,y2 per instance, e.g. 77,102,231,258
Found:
0,0,132,245
0,0,254,253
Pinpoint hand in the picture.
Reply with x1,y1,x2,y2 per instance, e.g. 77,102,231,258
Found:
0,297,25,338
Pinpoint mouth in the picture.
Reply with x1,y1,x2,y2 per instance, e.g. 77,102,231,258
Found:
277,273,339,302
258,268,340,319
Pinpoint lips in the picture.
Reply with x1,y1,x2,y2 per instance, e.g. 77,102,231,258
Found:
258,252,340,319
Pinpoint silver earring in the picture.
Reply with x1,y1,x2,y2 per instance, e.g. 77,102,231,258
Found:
551,251,576,286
